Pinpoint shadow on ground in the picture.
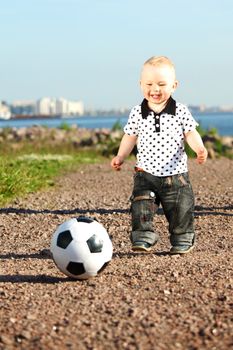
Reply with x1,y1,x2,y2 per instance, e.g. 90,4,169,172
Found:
0,274,75,284
0,205,232,216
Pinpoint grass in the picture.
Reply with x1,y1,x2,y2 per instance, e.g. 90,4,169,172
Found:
0,148,103,206
0,122,231,206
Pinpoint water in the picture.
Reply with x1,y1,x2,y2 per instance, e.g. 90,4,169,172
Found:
0,113,232,136
194,113,233,136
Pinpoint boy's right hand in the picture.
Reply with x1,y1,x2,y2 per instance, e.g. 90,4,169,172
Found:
111,156,124,171
196,147,208,164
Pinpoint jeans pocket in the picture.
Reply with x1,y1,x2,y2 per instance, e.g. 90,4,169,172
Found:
177,173,190,187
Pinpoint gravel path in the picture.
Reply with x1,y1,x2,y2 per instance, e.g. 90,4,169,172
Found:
0,158,232,350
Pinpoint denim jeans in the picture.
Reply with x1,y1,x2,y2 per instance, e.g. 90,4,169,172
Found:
130,171,195,247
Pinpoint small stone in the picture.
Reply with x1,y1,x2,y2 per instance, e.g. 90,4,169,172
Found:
0,335,14,345
21,330,31,340
26,313,37,320
9,317,17,323
172,271,179,278
164,289,171,295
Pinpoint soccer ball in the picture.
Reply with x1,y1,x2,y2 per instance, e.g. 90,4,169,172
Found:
50,216,113,280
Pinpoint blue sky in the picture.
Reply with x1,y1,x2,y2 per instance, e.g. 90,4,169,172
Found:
1,0,233,109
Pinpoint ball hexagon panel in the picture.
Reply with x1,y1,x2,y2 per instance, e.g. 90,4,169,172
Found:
66,241,90,262
83,255,106,275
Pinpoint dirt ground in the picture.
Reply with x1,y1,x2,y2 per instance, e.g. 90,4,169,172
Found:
0,158,232,350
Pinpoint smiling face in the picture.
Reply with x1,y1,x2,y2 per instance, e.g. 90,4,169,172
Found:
140,62,178,109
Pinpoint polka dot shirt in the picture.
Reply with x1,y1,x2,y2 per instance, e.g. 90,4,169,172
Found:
124,97,198,177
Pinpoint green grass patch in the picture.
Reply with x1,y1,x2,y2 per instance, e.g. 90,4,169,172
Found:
0,150,103,206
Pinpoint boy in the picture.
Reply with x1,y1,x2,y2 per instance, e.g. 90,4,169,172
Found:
111,56,208,254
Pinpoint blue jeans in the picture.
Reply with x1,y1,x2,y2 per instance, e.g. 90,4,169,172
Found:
130,171,195,247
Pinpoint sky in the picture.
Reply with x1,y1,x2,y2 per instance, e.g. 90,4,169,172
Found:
1,0,233,110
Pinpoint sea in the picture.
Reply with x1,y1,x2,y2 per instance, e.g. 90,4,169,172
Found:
0,113,233,136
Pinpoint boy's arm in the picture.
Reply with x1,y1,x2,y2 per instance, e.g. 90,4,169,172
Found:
185,129,208,164
111,134,138,170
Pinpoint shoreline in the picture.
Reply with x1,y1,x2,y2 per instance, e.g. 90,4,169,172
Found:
0,124,232,159
0,113,232,138
1,110,233,120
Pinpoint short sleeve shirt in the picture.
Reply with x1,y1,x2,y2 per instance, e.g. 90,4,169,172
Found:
124,97,198,176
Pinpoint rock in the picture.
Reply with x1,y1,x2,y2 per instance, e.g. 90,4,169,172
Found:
221,136,233,147
0,335,14,345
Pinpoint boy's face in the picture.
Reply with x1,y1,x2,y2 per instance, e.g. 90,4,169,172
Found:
140,64,178,106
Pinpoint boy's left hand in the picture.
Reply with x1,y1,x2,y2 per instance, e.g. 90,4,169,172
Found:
196,147,208,164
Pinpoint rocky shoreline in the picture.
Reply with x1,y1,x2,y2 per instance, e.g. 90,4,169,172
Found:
0,125,232,158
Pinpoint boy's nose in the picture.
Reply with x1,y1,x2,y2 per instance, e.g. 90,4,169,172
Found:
152,84,159,92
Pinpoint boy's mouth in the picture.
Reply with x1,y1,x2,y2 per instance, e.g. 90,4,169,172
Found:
151,94,161,100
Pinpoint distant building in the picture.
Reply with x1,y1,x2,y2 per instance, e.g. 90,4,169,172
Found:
56,98,84,116
0,101,11,119
36,97,56,116
11,100,35,115
67,100,84,116
220,105,233,112
56,98,68,115
36,97,84,116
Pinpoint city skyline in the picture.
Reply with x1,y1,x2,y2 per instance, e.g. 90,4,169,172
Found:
3,96,233,116
1,0,233,109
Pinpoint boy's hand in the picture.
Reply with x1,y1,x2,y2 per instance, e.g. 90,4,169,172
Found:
196,147,208,164
111,156,124,171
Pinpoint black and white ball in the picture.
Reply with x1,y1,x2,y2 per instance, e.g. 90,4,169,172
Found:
50,216,113,280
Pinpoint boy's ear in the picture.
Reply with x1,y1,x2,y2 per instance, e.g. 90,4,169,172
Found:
172,80,178,92
139,80,144,91
173,80,178,89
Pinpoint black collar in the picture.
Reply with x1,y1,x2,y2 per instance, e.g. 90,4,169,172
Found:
141,96,176,119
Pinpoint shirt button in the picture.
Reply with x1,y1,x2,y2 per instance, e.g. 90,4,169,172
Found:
156,116,159,119
156,124,159,127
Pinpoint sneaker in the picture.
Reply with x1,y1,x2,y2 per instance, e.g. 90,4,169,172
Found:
170,245,194,255
132,241,152,252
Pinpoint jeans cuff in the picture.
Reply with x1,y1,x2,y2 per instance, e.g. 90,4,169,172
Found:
131,230,159,245
170,232,195,246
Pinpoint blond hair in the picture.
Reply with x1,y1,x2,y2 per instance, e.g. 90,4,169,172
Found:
143,56,176,78
144,56,175,68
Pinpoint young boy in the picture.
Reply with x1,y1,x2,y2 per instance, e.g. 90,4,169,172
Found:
111,56,208,254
